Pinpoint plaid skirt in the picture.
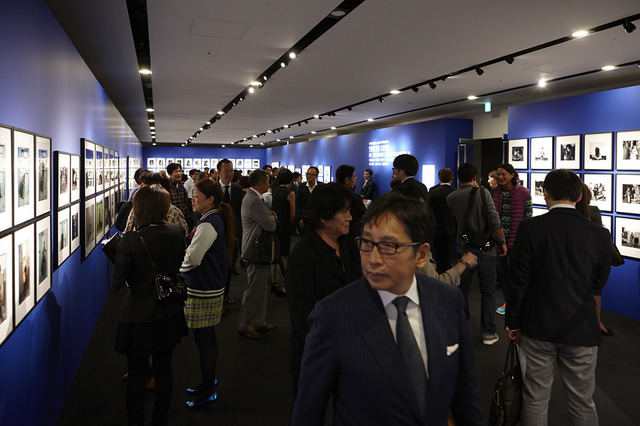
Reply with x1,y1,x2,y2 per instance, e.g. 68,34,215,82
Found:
184,294,224,328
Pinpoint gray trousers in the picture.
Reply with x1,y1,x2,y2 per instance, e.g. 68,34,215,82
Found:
238,262,270,332
520,335,599,426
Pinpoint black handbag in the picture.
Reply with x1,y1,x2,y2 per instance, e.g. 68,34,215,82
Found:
488,341,523,426
137,232,187,302
101,232,122,264
254,231,281,265
461,187,493,250
611,242,625,267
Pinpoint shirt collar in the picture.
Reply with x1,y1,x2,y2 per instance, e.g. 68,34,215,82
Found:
377,275,419,308
250,187,262,197
549,203,575,210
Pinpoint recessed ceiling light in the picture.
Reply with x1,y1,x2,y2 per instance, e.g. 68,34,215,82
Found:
390,90,401,95
148,119,155,122
331,126,336,130
146,108,154,112
330,9,346,17
538,79,547,87
311,131,317,134
139,69,152,75
467,95,479,100
367,118,374,122
289,52,297,59
217,111,225,115
248,87,255,93
572,30,589,38
601,65,616,71
250,81,261,86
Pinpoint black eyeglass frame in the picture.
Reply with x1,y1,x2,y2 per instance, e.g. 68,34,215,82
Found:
355,237,423,255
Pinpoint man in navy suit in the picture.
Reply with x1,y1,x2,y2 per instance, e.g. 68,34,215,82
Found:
359,168,377,200
292,191,482,425
507,169,611,425
393,153,430,203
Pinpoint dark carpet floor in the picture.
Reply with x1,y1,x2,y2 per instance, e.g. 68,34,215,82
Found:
57,252,640,426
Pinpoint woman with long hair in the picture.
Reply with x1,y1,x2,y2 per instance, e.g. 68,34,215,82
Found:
180,179,235,407
112,184,188,426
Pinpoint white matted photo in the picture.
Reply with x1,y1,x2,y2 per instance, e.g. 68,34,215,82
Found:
530,172,547,205
14,224,35,326
96,146,104,193
83,196,96,259
14,131,35,226
517,172,528,190
70,203,80,255
584,133,612,170
71,154,80,202
35,216,51,302
616,174,640,215
193,158,202,169
236,159,243,169
0,127,13,233
57,152,71,208
532,207,547,217
601,215,612,234
530,137,553,170
95,193,105,244
616,130,640,171
271,161,280,169
57,207,70,267
288,164,295,171
202,159,209,168
83,140,95,197
184,158,193,168
616,216,640,260
252,159,260,169
583,173,612,212
301,165,310,180
157,158,166,169
244,159,252,170
0,233,13,347
317,165,324,182
147,158,156,169
175,158,183,167
508,139,528,169
211,159,219,170
36,137,51,216
555,135,580,169
324,165,332,183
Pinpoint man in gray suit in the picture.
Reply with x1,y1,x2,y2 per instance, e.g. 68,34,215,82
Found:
238,169,277,339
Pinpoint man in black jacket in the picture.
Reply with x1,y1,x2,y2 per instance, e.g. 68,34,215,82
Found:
295,166,322,234
392,154,429,203
428,168,456,273
359,168,377,200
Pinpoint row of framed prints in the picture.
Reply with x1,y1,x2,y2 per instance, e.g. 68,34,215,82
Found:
0,125,52,233
508,131,640,171
146,157,261,171
80,186,124,261
0,217,52,346
272,163,333,183
521,171,640,215
82,139,123,197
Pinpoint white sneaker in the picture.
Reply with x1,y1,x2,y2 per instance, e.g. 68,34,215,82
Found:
482,333,499,346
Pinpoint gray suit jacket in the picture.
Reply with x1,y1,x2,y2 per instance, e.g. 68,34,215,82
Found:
240,188,276,261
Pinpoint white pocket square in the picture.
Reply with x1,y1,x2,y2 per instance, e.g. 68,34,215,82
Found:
446,344,459,356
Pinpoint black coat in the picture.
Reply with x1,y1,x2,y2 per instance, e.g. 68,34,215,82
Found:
359,178,377,200
428,184,456,235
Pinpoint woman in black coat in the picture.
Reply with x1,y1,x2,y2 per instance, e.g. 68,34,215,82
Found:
285,183,362,396
113,184,187,426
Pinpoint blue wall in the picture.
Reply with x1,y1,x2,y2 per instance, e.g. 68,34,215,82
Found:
267,118,472,193
508,85,640,320
0,0,141,424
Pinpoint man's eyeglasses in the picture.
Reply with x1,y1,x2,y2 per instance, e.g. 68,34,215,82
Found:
355,237,422,255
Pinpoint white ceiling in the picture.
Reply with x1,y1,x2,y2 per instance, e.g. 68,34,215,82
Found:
46,0,640,147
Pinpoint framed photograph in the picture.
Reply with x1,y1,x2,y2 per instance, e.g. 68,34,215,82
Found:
70,203,80,254
55,152,71,208
508,139,528,169
147,158,156,169
109,149,116,187
530,137,553,170
583,173,612,212
211,159,219,170
82,139,95,197
193,158,202,168
14,224,35,326
601,215,612,234
202,159,210,168
301,165,310,179
95,193,104,243
104,191,112,233
156,157,165,170
517,172,528,189
584,132,612,170
83,196,96,259
616,217,640,260
532,207,547,217
57,207,70,267
96,145,104,193
175,158,183,167
236,159,243,169
70,154,80,202
244,159,252,170
324,165,332,183
14,130,35,226
0,233,13,347
114,151,119,186
530,172,547,205
35,216,51,302
36,136,51,216
317,165,324,182
184,158,193,168
287,164,295,171
271,162,280,168
555,135,581,169
0,126,13,233
616,130,640,170
165,158,175,165
252,159,260,169
616,174,640,215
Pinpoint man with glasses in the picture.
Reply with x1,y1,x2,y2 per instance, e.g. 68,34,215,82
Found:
295,166,323,234
292,191,482,425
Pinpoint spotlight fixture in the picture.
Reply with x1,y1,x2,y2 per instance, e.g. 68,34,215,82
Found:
429,82,437,89
367,118,374,122
267,130,273,134
411,86,419,93
572,30,589,38
347,107,352,111
139,69,152,75
505,56,515,64
152,142,156,146
304,120,309,124
249,81,262,86
311,131,317,134
148,119,155,122
313,114,320,119
475,66,484,76
467,95,479,100
623,19,637,33
248,87,255,94
378,97,384,103
217,111,225,115
280,62,286,68
331,126,336,130
289,52,297,59
146,108,154,112
283,124,289,128
601,65,616,71
297,123,301,127
222,145,226,148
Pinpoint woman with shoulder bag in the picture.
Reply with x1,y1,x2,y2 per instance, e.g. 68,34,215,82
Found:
180,179,235,408
112,184,188,426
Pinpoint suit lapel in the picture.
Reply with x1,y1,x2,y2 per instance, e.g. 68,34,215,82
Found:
354,280,423,423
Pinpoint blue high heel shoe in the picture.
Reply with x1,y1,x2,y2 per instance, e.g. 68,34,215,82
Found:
185,392,217,408
186,378,218,394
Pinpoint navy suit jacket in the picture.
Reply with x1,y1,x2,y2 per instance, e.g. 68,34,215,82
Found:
359,178,377,200
401,177,430,203
291,275,482,426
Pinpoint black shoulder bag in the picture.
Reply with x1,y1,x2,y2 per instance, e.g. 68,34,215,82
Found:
488,341,523,426
137,232,187,302
460,187,493,250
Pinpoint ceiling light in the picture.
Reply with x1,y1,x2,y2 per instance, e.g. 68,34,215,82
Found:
289,52,297,59
217,111,225,115
475,66,484,76
150,126,155,129
206,121,211,125
284,124,289,128
467,95,479,100
411,86,419,93
248,87,255,93
280,62,286,68
572,30,589,38
623,20,636,33
289,136,294,139
311,131,317,134
276,139,281,142
239,97,244,102
378,97,384,103
347,107,352,111
199,127,203,131
222,145,226,148
331,126,336,130
304,120,309,124
152,142,156,146
263,76,268,81
538,79,547,87
330,9,346,17
267,130,273,133
139,69,152,75
367,118,374,122
505,56,515,64
181,143,185,146
146,108,154,112
429,82,437,89
390,90,401,95
250,145,254,148
601,65,616,71
148,119,155,122
313,114,320,119
250,81,261,86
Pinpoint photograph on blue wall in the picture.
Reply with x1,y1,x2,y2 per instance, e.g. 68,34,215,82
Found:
0,126,12,232
584,173,612,212
530,172,547,205
555,134,581,170
36,136,51,216
530,137,553,170
83,196,96,259
616,217,640,260
616,174,640,215
584,132,612,170
56,151,71,208
35,215,51,302
616,130,640,171
14,131,35,226
0,233,13,346
508,138,528,169
57,206,70,267
83,139,95,197
13,223,34,327
70,202,80,254
71,154,80,202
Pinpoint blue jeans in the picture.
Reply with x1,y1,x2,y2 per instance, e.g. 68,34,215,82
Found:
458,253,497,336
